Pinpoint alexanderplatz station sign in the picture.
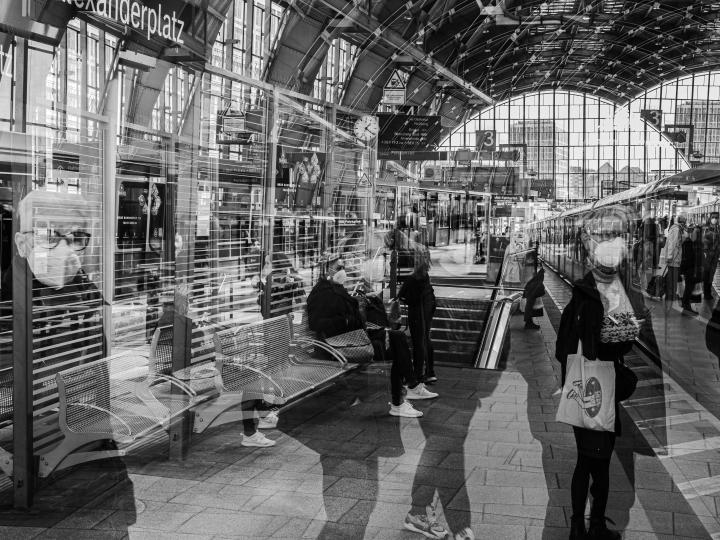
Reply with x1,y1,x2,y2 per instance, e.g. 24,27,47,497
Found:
17,0,208,61
57,0,187,45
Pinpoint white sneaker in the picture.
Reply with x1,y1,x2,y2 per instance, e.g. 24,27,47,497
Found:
242,431,276,447
258,410,279,429
406,383,439,400
389,401,423,418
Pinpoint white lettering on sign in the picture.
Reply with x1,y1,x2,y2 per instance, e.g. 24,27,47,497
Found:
58,0,185,46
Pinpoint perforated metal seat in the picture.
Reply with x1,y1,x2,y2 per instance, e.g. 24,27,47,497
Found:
38,351,198,478
194,314,354,433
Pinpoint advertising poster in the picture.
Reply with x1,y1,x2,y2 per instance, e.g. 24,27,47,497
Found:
286,152,325,209
117,179,165,253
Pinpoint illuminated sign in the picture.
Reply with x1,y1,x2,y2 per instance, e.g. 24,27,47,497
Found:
57,0,185,45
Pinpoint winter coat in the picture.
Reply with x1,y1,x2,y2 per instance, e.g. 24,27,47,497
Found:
664,223,683,268
555,271,636,457
522,270,546,300
398,273,436,330
307,278,364,338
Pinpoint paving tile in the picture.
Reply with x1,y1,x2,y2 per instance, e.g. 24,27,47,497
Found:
178,512,278,536
0,526,46,540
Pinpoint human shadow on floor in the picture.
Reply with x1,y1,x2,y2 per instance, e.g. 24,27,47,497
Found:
0,456,137,533
403,366,502,538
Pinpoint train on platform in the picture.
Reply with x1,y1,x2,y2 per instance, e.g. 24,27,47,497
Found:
524,164,720,428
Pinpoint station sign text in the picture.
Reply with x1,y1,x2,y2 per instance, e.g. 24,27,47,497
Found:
58,0,185,45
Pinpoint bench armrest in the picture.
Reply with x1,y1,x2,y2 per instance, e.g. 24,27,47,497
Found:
292,338,348,366
65,402,133,438
220,356,285,397
148,374,198,398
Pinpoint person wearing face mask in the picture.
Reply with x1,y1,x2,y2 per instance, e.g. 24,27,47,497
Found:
555,206,642,540
2,190,106,371
307,254,365,339
703,212,720,300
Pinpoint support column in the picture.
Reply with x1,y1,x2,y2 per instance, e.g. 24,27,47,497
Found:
261,90,278,318
12,36,34,510
102,74,118,354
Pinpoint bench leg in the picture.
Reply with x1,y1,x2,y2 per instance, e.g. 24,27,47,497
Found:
193,393,245,434
38,432,124,478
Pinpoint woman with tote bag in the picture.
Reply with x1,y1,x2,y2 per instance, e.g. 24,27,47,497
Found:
555,205,640,540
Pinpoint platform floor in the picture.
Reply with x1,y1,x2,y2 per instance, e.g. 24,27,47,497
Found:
0,300,715,539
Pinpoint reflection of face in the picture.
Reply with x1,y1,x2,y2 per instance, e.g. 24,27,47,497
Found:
14,192,92,289
328,261,346,285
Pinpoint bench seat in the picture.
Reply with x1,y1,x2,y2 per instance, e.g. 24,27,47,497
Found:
194,314,356,433
38,351,203,477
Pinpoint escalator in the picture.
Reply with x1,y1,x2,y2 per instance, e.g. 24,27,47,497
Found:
417,248,534,369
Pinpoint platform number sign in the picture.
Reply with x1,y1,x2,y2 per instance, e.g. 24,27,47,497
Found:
477,130,496,151
640,109,662,130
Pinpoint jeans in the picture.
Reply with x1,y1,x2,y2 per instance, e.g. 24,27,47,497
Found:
388,329,418,406
571,453,612,521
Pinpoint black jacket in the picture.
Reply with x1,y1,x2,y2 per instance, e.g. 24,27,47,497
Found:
555,271,636,452
398,273,436,327
522,270,546,299
307,278,364,338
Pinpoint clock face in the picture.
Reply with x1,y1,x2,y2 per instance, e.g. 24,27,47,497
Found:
354,115,379,140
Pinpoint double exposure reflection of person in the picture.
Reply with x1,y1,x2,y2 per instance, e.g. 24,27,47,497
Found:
0,190,136,524
556,206,641,540
2,190,106,369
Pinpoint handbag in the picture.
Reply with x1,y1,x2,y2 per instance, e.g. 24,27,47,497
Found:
556,341,616,431
646,267,666,298
324,329,374,362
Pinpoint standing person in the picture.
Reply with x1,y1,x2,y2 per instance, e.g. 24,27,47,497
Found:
399,246,440,389
680,224,700,315
523,267,546,330
703,212,720,300
663,213,686,306
555,205,641,540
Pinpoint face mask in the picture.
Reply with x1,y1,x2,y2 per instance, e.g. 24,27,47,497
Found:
28,241,82,289
712,218,718,225
331,269,347,285
593,237,626,270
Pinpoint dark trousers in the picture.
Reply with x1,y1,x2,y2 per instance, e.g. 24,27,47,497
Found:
665,266,679,301
408,316,435,381
388,329,418,406
242,399,270,435
571,453,612,521
682,274,697,306
524,294,539,324
704,258,718,297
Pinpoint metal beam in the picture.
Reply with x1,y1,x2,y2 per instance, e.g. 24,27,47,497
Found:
315,0,494,105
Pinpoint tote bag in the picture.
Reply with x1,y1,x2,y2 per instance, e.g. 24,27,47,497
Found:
556,342,616,431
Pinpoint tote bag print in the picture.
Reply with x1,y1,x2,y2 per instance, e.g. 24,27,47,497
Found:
556,344,616,431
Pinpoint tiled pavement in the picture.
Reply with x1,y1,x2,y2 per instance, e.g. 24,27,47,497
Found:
0,307,715,539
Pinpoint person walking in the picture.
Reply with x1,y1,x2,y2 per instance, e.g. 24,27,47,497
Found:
523,267,546,330
556,205,640,540
399,246,439,387
680,224,700,315
703,212,720,300
663,213,686,306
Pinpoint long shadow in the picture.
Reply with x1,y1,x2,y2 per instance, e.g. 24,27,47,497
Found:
404,366,502,537
276,366,387,540
0,457,137,535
